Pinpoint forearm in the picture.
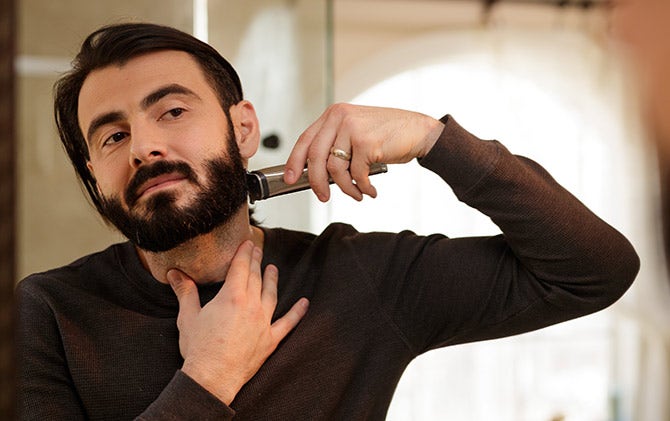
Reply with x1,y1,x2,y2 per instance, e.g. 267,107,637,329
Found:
16,280,235,421
136,371,235,421
420,115,639,306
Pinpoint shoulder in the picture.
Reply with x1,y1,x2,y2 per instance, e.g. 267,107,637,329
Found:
262,222,388,250
16,242,132,300
262,222,438,264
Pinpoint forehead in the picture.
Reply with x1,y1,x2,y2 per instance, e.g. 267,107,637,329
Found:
77,50,214,128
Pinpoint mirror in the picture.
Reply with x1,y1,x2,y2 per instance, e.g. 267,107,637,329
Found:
16,0,329,278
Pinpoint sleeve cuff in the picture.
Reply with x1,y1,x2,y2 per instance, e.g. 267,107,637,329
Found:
418,114,503,198
137,370,235,421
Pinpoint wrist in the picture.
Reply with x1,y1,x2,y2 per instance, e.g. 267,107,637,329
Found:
418,118,445,158
182,360,239,405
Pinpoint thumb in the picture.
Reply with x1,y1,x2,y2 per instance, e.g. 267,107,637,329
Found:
167,269,201,327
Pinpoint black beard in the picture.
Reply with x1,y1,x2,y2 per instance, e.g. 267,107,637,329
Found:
99,146,248,253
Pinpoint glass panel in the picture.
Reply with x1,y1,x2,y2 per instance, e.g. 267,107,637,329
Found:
325,1,647,420
208,0,329,231
16,0,329,278
17,0,195,279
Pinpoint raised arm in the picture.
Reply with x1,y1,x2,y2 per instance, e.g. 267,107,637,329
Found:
283,103,639,350
283,103,444,202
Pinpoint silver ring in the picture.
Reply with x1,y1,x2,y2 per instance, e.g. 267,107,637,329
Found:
330,147,351,161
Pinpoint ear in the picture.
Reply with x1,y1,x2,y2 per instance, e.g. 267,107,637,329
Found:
229,100,260,162
86,161,102,194
86,161,96,180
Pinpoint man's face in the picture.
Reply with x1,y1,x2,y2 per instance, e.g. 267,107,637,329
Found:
611,0,670,155
78,50,249,252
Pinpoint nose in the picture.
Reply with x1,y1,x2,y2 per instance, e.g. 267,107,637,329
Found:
129,127,168,168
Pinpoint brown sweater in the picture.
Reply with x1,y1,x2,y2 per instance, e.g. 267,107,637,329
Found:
16,116,639,420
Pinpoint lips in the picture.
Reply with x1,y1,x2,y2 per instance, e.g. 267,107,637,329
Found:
136,173,188,199
124,161,197,207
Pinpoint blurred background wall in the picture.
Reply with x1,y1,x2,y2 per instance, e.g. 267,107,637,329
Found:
14,0,329,280
9,1,670,420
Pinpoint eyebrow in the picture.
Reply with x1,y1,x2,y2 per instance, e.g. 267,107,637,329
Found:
140,83,200,110
86,111,126,145
85,84,201,144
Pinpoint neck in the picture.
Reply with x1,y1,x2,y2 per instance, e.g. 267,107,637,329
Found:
136,207,264,284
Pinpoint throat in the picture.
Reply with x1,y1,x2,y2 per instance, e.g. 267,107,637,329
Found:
136,210,264,285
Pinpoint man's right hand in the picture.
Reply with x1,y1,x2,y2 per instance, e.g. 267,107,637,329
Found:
166,240,309,405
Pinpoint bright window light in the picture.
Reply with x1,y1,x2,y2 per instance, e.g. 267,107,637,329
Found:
315,42,628,420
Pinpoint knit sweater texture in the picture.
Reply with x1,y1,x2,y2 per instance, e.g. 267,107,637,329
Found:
16,116,640,420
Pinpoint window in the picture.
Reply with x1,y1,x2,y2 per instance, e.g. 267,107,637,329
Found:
313,28,654,420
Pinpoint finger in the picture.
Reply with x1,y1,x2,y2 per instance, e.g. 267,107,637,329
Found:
305,107,361,201
306,121,341,202
270,297,310,345
284,113,328,185
219,240,255,298
167,269,201,329
326,141,363,201
349,159,378,198
246,246,264,298
260,264,279,315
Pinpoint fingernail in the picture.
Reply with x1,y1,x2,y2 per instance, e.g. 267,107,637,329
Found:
266,264,278,276
253,246,262,260
285,168,295,184
300,298,310,312
166,269,182,285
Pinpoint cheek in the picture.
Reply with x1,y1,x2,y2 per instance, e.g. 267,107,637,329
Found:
176,128,230,163
90,161,130,199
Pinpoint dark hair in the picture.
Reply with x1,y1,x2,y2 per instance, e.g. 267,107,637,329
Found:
54,22,244,216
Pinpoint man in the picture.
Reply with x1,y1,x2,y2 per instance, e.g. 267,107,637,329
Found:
16,22,639,420
610,0,670,262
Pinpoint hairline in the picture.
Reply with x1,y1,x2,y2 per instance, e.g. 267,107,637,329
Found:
79,49,236,157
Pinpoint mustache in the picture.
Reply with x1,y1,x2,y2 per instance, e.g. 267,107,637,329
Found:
125,160,198,206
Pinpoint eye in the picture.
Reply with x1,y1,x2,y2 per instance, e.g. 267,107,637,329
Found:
102,131,128,147
161,107,186,120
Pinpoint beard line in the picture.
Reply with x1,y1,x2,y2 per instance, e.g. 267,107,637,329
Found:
99,149,249,253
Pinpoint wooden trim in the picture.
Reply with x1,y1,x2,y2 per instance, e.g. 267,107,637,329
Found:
0,0,17,417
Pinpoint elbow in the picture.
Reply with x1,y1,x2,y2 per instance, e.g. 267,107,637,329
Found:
607,235,640,297
550,235,640,317
585,237,640,311
620,243,641,287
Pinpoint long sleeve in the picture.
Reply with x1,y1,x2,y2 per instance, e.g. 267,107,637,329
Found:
352,115,639,353
15,280,87,420
13,115,641,420
424,115,639,290
15,265,235,421
137,371,235,421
